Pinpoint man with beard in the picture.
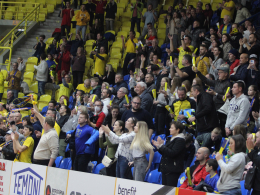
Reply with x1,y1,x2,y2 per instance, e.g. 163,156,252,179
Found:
109,87,128,115
121,96,154,138
239,33,260,58
101,88,111,116
194,45,210,76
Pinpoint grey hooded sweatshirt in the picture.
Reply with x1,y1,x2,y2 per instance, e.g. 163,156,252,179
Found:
217,152,246,193
225,94,250,130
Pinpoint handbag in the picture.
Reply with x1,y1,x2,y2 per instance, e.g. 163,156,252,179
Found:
193,179,214,192
101,147,114,167
244,165,257,190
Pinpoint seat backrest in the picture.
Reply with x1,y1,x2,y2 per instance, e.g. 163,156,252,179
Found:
55,156,63,168
93,163,105,174
147,169,162,184
59,158,70,169
39,94,51,102
153,151,162,164
177,172,187,187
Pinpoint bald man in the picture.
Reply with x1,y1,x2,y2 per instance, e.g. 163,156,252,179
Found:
14,112,23,130
180,147,210,190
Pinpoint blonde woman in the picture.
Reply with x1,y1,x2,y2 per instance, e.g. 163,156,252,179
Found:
128,121,154,181
102,64,115,85
101,82,110,90
102,117,137,178
154,77,171,135
170,76,182,102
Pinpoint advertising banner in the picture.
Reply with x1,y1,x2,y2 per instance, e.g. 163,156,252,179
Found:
9,162,47,195
67,170,116,195
0,159,13,195
45,167,69,195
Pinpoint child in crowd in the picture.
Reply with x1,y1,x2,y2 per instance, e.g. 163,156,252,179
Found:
204,159,219,193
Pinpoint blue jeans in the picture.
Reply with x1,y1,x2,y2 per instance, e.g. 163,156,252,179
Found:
7,89,18,99
76,25,86,42
38,81,46,98
116,156,129,179
221,188,242,195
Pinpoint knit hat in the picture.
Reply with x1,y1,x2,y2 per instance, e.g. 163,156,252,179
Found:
228,49,238,58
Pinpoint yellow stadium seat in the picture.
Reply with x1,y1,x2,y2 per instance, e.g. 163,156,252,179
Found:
157,32,166,39
1,91,7,104
111,47,121,55
85,39,95,46
25,63,35,72
1,70,8,79
55,89,59,101
27,57,38,65
117,2,125,9
38,94,51,111
45,89,52,96
158,38,164,47
46,0,56,7
85,46,93,56
159,13,166,19
47,4,54,13
56,0,61,4
19,7,27,12
108,61,119,72
121,27,130,35
157,28,166,34
212,3,219,11
7,7,16,12
18,92,25,98
29,82,38,94
24,3,34,7
111,41,123,51
36,0,46,5
122,21,131,28
117,31,128,40
136,31,140,38
142,8,147,15
4,81,8,91
20,110,30,118
117,7,124,17
28,93,38,102
23,72,34,86
158,22,166,29
46,37,54,45
38,13,45,21
17,12,25,20
4,11,13,20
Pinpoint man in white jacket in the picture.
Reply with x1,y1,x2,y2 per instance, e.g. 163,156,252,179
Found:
34,53,48,99
101,88,111,116
225,80,250,136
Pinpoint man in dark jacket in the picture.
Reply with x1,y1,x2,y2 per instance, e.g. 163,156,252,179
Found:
189,20,205,49
247,131,260,195
134,81,153,112
152,65,168,92
68,33,84,57
0,130,16,160
93,33,108,54
111,73,128,95
89,77,101,98
189,85,219,136
230,53,249,94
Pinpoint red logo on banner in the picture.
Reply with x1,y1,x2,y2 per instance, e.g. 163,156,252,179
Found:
0,163,5,171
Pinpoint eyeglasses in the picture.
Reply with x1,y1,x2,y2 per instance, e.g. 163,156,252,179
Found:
132,102,141,105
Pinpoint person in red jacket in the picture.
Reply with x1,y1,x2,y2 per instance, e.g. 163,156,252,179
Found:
55,44,71,83
88,100,105,129
60,1,74,38
226,49,239,75
93,0,107,25
180,147,210,190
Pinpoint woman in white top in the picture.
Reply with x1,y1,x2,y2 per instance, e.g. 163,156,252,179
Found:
128,121,154,181
102,117,137,179
216,134,247,195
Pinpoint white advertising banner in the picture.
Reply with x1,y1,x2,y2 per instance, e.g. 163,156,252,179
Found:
114,178,173,195
45,167,69,195
0,159,13,195
9,162,47,195
67,170,116,195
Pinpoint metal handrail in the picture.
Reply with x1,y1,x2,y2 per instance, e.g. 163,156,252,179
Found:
0,2,41,70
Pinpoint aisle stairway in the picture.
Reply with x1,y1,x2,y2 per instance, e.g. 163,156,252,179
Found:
11,8,62,63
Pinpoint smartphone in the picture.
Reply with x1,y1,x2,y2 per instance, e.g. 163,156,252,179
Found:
250,60,254,64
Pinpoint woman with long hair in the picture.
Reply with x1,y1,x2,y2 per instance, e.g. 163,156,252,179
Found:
168,11,181,48
203,3,213,30
182,80,192,98
220,33,232,61
216,134,246,195
103,105,121,130
152,121,186,187
102,117,137,178
209,47,225,80
170,76,182,101
247,85,259,133
128,121,154,181
154,77,171,135
102,64,115,85
47,38,58,55
99,120,125,177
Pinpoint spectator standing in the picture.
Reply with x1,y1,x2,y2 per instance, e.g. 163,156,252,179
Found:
88,100,106,129
60,1,74,37
86,19,103,41
121,31,138,76
225,81,250,136
55,45,70,83
105,0,117,31
102,64,115,85
189,85,219,136
130,0,143,33
189,20,205,49
239,33,260,58
93,0,107,25
103,117,137,179
0,130,16,161
234,3,251,23
0,68,4,102
91,46,108,76
229,23,243,50
220,34,232,61
6,62,21,99
153,121,186,187
12,125,34,163
17,57,25,81
246,131,260,195
33,113,59,166
208,47,225,80
129,121,154,182
75,5,90,42
194,44,210,75
85,0,96,28
220,0,235,21
134,81,153,112
34,53,48,98
218,15,232,36
71,47,86,90
68,33,84,57
168,12,180,49
203,4,213,30
216,134,246,194
111,87,128,115
89,77,101,98
103,105,121,130
141,4,158,38
47,38,58,56
33,35,46,61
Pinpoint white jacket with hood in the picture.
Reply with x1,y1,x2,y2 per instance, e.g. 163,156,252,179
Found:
34,60,48,82
225,94,250,130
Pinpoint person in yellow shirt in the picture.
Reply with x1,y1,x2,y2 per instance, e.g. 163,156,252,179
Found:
220,0,235,20
12,125,34,163
75,5,90,41
168,33,194,69
55,71,73,101
91,46,108,76
0,69,4,102
0,104,8,117
76,78,92,94
122,30,138,75
194,45,210,76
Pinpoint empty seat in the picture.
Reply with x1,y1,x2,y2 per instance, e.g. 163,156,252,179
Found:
27,57,38,65
4,11,13,20
47,4,54,13
29,82,38,94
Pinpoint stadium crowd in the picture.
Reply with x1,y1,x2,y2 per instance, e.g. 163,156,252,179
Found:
1,0,260,194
